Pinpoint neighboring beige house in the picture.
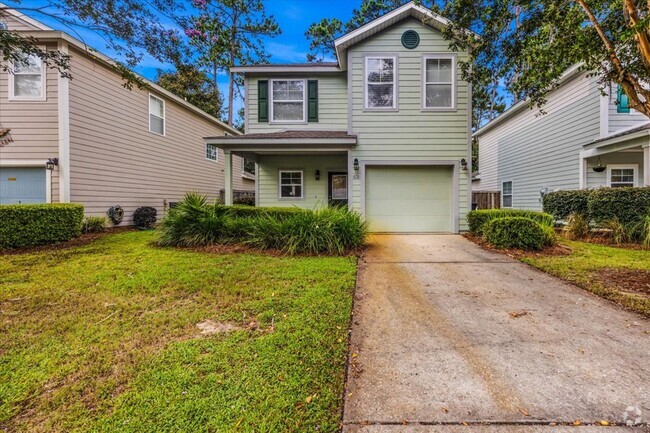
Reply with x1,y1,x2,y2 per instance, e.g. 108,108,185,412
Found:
0,7,254,223
207,2,473,233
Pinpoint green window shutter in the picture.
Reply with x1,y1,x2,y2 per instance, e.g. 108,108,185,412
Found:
308,80,318,122
617,85,630,113
258,80,269,122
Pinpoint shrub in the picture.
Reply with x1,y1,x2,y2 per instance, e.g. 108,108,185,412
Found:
158,192,368,254
602,217,628,245
84,216,107,233
543,189,592,220
588,187,650,226
483,217,555,250
0,203,84,249
467,209,554,236
563,213,589,240
133,206,157,229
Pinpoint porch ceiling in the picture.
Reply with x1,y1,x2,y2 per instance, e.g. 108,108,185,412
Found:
583,122,650,155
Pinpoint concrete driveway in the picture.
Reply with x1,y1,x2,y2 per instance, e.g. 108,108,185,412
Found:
343,235,650,433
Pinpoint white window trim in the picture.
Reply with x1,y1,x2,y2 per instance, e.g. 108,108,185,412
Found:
502,180,513,208
364,55,398,111
269,78,307,124
278,169,304,200
8,52,47,102
148,93,166,136
421,54,456,111
205,143,218,162
606,164,638,187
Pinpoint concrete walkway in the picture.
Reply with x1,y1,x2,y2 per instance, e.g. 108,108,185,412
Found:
343,235,650,433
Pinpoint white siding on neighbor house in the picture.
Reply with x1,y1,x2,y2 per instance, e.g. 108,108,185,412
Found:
257,154,347,208
246,73,348,133
607,83,649,135
476,72,601,211
67,47,253,223
0,42,60,202
348,18,471,230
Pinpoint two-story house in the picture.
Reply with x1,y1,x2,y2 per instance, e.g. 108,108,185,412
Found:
473,64,650,211
0,6,253,224
206,2,472,233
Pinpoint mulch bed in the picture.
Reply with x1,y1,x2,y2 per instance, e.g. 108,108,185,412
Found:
0,227,136,255
593,268,650,298
463,233,572,259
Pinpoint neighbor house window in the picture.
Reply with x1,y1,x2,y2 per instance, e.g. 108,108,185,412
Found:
271,80,305,122
242,158,255,176
279,170,303,199
206,143,218,161
502,181,513,208
608,165,637,188
423,55,455,109
365,56,396,109
149,94,165,135
9,52,45,100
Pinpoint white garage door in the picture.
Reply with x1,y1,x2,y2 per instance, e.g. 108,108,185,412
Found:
0,167,47,204
365,166,453,233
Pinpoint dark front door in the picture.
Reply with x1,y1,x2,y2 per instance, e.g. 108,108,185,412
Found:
328,172,348,207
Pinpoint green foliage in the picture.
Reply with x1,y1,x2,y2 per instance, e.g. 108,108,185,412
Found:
158,193,368,254
0,204,84,249
133,206,158,229
588,187,650,226
563,213,589,240
84,216,108,234
156,64,223,118
543,189,592,220
603,217,627,245
467,209,554,236
484,217,555,251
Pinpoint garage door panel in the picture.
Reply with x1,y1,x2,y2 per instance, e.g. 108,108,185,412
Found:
0,167,47,204
365,166,452,233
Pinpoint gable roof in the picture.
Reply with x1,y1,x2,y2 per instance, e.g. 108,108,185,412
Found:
0,3,52,31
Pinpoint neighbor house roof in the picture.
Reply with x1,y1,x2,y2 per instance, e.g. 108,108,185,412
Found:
205,130,357,146
231,63,341,74
0,3,52,30
583,122,650,150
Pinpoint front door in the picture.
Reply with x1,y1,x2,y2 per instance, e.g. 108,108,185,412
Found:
328,172,348,207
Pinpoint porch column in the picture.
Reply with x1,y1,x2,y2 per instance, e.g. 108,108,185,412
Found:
224,150,233,205
644,145,650,186
579,155,588,189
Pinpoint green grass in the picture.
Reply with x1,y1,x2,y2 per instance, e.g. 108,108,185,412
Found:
521,239,650,316
0,231,357,432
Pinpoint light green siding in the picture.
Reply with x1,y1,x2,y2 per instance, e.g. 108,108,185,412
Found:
348,18,471,231
365,166,452,232
247,74,348,133
257,154,347,208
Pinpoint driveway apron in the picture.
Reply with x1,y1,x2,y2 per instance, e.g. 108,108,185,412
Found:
342,235,650,433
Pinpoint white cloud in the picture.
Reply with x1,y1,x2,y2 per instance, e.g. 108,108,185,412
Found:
266,42,309,63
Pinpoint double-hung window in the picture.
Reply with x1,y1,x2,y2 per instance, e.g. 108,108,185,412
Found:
279,170,303,199
423,55,455,109
271,80,305,122
205,143,218,161
365,56,396,109
149,94,165,135
608,165,637,188
10,52,46,101
502,181,513,208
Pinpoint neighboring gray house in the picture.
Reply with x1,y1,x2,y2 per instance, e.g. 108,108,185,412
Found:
473,64,650,211
0,6,253,223
207,2,473,233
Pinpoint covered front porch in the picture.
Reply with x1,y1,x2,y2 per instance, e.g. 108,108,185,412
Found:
580,124,650,189
204,130,357,208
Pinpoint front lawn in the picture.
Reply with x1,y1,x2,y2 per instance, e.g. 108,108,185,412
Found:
0,231,356,432
521,239,650,317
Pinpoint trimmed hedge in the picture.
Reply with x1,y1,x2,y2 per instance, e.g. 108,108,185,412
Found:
542,189,591,220
484,217,555,250
588,187,650,225
0,203,84,249
467,209,554,236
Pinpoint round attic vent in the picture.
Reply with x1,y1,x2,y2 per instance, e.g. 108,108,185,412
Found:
401,30,420,49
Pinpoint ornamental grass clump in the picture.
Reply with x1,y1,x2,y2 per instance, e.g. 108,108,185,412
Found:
158,192,227,246
563,213,589,240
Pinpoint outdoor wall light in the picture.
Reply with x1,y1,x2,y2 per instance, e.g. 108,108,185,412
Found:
315,169,320,180
460,158,468,171
46,158,59,171
353,158,360,172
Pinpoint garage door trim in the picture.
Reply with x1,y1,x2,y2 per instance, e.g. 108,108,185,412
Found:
359,160,460,233
0,160,52,203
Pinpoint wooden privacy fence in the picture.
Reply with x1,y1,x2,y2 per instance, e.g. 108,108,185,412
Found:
472,191,500,210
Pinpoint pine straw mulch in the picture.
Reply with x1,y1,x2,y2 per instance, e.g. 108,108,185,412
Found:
592,268,650,299
463,233,572,259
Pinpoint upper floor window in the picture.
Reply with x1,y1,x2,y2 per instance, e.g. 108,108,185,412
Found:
608,165,637,188
365,56,396,109
149,94,165,135
10,53,45,101
271,79,305,122
423,55,455,109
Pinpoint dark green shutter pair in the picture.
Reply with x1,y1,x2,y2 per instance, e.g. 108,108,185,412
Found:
257,80,318,122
